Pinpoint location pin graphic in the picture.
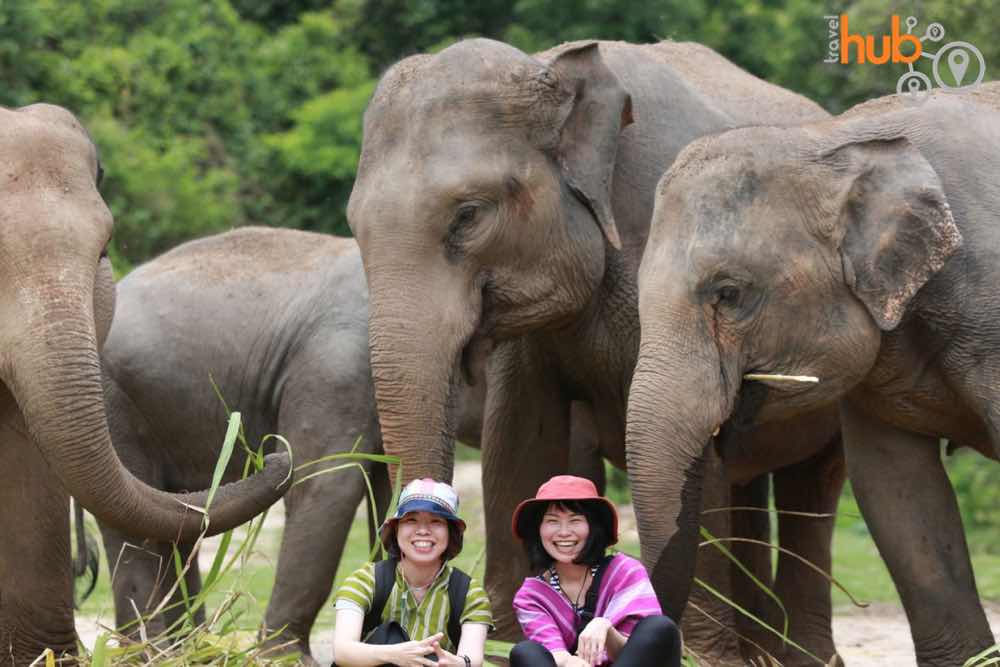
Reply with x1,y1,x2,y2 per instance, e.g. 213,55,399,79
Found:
948,49,970,86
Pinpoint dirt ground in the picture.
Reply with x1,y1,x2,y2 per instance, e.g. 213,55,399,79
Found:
75,462,1000,665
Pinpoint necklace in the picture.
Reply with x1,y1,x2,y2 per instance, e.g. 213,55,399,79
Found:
402,563,443,594
547,564,598,614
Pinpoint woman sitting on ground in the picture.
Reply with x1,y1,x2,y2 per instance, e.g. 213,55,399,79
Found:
510,475,681,667
333,478,492,667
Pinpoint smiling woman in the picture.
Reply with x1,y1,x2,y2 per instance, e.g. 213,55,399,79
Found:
332,479,492,667
509,476,680,667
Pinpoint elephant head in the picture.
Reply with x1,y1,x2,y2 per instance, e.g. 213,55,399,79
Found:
627,123,961,618
0,104,291,541
348,39,632,481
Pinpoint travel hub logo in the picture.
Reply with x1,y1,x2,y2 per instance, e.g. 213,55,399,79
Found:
824,14,986,103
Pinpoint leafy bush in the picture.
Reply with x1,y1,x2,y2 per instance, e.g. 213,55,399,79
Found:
946,447,1000,554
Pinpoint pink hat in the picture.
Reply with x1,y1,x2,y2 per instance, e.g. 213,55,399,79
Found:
511,475,619,544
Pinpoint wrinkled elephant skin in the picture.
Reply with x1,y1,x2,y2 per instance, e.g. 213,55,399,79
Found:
0,107,290,667
633,83,1000,667
348,38,843,663
99,227,604,662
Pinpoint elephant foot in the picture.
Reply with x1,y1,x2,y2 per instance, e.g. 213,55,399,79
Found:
257,628,315,666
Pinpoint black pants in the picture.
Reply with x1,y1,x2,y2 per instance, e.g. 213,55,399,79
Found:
509,615,681,667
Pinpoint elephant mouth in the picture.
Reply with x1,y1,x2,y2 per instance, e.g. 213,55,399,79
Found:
712,379,769,462
458,275,497,387
459,334,494,386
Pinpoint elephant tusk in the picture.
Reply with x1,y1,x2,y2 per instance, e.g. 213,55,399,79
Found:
743,373,819,384
711,425,720,437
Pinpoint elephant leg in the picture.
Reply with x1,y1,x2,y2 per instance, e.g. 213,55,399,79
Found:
728,474,780,663
482,340,571,640
161,540,204,632
841,400,993,667
102,525,201,639
260,385,375,663
681,448,743,666
772,440,844,667
0,425,77,666
567,402,606,493
99,383,199,639
367,457,392,551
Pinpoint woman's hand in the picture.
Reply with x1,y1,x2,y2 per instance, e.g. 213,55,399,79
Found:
576,617,613,665
388,633,444,667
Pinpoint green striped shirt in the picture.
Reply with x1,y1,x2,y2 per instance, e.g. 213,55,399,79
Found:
334,561,493,652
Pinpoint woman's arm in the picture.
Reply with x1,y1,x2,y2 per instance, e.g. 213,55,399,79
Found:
604,624,627,660
455,623,488,667
332,608,440,667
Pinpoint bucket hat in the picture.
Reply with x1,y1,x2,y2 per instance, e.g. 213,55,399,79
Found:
511,475,619,544
380,478,466,549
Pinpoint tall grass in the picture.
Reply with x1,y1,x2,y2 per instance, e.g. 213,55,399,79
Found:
62,412,398,666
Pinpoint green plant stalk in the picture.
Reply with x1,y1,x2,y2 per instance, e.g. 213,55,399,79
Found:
965,643,1000,667
699,525,790,640
701,536,868,608
694,576,825,665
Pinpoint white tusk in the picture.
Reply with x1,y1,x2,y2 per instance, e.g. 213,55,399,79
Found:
744,373,819,384
711,426,720,437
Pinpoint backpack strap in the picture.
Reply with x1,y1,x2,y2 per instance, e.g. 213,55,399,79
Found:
362,558,398,639
446,567,472,649
578,554,614,628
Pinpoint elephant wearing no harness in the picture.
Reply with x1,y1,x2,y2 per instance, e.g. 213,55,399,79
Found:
0,106,290,667
631,82,1000,667
348,37,846,665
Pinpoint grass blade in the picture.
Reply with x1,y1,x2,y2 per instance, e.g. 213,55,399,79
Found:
694,576,825,665
205,412,242,513
700,525,790,641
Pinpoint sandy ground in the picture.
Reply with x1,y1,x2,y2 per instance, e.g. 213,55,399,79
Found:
75,462,999,665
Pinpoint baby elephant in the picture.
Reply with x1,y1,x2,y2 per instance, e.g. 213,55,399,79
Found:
100,228,385,662
629,83,1000,667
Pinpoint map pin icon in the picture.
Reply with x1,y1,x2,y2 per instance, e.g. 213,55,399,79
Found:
948,49,970,86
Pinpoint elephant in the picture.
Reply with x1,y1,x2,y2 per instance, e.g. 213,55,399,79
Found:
347,37,845,664
0,105,291,667
629,82,1000,666
99,227,381,662
98,225,604,664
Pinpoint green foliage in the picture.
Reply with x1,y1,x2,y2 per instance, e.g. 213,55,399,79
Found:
947,447,1000,554
4,0,996,266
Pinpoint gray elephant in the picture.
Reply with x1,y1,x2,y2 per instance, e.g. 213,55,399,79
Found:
99,225,603,663
347,37,845,664
100,227,381,662
0,106,290,667
629,83,1000,666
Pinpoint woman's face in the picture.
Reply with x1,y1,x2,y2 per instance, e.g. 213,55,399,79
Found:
396,511,450,564
539,503,590,565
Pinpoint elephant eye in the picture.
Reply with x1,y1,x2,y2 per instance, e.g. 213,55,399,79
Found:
716,284,741,306
444,202,487,260
454,204,479,227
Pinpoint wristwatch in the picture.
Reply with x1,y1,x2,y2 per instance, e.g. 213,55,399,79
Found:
461,656,471,667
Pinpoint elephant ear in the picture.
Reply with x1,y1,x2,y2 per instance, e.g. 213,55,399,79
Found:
544,42,634,250
827,137,962,331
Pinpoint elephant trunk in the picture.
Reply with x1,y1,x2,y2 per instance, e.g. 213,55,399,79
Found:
4,267,290,541
625,303,735,621
366,268,480,483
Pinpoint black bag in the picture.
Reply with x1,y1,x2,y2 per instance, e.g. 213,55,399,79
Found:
570,555,614,654
333,558,472,665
